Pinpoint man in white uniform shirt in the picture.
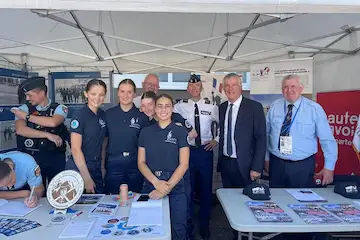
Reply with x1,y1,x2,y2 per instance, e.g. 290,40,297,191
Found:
174,74,219,240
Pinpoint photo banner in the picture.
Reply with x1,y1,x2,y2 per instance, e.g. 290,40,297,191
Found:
250,58,313,94
316,90,360,176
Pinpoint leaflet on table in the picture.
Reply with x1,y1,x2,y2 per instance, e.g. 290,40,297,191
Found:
75,194,105,205
288,204,341,224
0,200,42,217
246,201,293,222
286,189,327,202
88,216,164,238
0,218,42,237
322,204,360,223
59,220,95,238
89,202,119,217
127,198,163,226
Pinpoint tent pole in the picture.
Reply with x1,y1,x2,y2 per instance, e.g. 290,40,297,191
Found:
123,58,205,73
104,35,227,60
206,38,228,73
70,11,103,60
0,35,96,59
309,32,352,57
100,34,121,73
228,14,260,60
0,35,91,50
124,57,204,74
245,36,352,54
103,35,224,60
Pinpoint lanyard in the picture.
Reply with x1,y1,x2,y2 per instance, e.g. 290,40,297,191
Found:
282,99,302,133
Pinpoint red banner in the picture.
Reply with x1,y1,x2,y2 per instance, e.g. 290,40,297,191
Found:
316,90,360,175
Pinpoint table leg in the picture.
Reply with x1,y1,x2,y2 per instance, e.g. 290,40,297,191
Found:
238,231,242,240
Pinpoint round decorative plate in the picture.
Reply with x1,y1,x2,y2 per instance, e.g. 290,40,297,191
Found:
46,170,84,210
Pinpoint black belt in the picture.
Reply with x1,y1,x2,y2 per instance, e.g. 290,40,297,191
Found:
223,155,237,160
274,154,314,163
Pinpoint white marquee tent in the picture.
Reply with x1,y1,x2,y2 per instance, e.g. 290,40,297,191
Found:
0,1,360,77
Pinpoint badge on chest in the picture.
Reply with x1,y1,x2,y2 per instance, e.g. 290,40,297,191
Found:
129,117,140,129
280,136,292,155
165,130,177,144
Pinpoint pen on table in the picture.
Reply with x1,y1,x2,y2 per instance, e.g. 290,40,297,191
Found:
28,186,35,204
71,211,83,219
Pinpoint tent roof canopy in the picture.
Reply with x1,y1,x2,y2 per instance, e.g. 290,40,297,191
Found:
0,9,359,75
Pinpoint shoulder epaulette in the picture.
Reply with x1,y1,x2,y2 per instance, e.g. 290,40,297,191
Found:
204,98,211,104
181,99,188,103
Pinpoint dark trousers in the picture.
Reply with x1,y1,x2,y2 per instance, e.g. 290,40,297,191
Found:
183,170,193,240
65,155,104,194
105,156,144,194
189,146,213,236
31,150,65,190
220,156,251,188
142,171,188,240
269,154,316,188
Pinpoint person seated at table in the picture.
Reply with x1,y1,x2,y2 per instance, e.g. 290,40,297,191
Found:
0,151,44,208
138,94,190,240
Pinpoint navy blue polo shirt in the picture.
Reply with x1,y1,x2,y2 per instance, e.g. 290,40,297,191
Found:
139,121,189,172
70,105,107,160
149,113,193,133
105,105,150,157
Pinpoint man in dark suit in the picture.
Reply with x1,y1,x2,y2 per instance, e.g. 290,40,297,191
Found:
217,73,266,188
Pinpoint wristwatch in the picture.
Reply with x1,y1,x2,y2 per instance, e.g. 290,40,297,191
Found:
26,114,31,121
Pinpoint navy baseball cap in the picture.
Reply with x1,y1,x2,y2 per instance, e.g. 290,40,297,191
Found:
188,74,201,83
334,182,360,199
19,76,46,93
243,182,271,200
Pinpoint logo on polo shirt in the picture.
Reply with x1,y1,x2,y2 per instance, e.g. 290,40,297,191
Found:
129,118,140,129
99,118,106,128
165,130,177,144
71,120,79,129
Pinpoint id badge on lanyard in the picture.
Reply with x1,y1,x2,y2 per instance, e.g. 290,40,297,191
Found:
280,136,292,154
280,99,302,155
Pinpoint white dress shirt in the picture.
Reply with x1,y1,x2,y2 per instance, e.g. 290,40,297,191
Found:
223,95,243,158
174,98,219,146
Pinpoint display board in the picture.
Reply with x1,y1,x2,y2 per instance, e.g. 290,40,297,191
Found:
250,58,313,94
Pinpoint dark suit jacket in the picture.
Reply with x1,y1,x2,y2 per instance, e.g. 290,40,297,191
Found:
217,97,266,180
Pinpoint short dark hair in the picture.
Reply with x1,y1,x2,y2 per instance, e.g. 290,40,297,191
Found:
118,78,136,93
0,160,11,181
156,93,174,106
85,79,107,94
141,91,157,102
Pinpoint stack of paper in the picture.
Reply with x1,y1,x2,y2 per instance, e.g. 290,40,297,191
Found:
286,189,327,202
88,202,119,217
0,200,42,217
127,198,163,226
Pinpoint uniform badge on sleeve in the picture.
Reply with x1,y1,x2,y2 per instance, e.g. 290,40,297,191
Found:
71,120,79,129
62,105,68,113
175,122,183,127
185,120,192,129
34,165,41,176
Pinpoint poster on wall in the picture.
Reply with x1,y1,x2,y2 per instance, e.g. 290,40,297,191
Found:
0,68,29,106
54,78,110,104
250,58,313,94
316,90,360,176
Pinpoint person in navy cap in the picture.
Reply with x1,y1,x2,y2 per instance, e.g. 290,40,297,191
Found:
174,74,219,240
138,93,190,240
66,79,107,194
12,76,69,190
103,79,151,194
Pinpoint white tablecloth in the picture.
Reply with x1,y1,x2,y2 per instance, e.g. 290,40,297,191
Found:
2,195,171,240
216,188,360,233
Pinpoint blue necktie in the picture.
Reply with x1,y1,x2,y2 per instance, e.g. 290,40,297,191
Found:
279,104,294,148
227,104,233,156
